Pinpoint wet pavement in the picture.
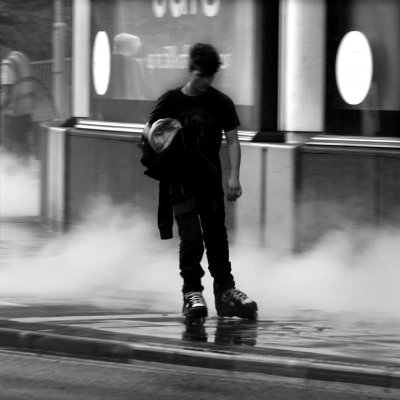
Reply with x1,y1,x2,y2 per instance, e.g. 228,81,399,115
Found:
1,219,400,389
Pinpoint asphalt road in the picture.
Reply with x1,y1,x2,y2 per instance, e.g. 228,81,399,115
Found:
0,350,399,400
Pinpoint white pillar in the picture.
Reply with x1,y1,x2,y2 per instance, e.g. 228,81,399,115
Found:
72,0,91,117
279,0,327,141
46,126,66,231
52,0,68,120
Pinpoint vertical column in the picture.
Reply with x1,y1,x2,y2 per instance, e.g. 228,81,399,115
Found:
46,126,66,231
72,0,91,117
278,0,327,141
53,0,68,120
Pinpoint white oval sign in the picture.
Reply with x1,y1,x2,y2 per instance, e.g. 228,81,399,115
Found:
92,31,111,95
335,31,373,105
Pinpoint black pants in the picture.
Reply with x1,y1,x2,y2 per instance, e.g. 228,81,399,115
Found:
175,192,235,294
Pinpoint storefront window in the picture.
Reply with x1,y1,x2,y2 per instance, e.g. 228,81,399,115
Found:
90,0,260,130
326,0,400,136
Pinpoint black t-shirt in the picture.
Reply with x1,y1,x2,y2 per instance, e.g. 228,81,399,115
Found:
148,86,240,168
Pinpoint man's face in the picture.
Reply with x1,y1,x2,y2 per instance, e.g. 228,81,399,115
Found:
189,69,215,94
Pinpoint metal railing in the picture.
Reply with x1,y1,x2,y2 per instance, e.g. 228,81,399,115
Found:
29,58,72,121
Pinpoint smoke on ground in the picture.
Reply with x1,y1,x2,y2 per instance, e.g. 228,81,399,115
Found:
232,227,400,318
0,153,40,217
1,152,400,319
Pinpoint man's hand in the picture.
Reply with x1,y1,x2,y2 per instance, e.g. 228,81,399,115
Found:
225,128,242,202
226,175,242,202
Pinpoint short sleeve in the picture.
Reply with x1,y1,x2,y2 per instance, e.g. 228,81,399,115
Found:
221,96,240,133
148,91,172,125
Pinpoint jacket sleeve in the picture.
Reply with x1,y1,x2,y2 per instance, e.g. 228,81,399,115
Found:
157,181,173,239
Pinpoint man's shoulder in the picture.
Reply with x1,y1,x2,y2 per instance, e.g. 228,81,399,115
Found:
208,86,233,103
156,87,182,103
162,87,182,97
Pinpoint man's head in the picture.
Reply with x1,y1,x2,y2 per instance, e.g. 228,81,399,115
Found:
189,43,222,76
187,43,221,95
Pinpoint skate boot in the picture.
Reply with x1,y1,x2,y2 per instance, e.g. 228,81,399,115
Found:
183,291,208,326
215,288,258,320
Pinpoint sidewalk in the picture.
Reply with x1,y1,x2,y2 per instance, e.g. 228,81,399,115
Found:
1,219,400,390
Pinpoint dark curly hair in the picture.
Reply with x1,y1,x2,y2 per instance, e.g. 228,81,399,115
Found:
189,43,222,76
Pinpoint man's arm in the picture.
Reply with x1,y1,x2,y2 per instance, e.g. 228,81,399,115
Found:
225,128,242,202
143,90,171,141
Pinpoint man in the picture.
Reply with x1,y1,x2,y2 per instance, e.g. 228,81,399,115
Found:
0,50,34,161
142,43,257,323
